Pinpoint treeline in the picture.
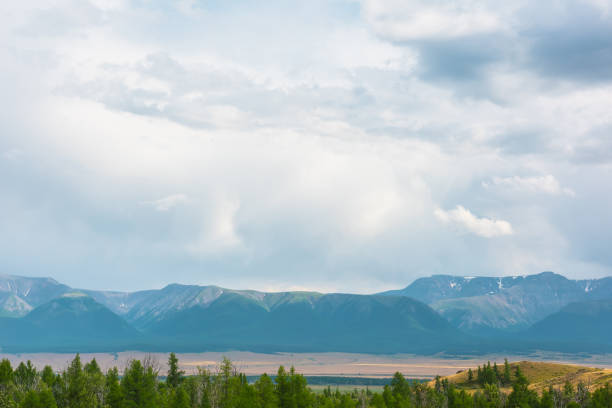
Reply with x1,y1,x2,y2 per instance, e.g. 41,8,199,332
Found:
466,359,513,386
1,354,611,408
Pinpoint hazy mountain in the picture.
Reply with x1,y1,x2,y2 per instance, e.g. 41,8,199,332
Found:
124,284,326,331
0,293,33,317
380,272,612,334
380,274,518,303
0,274,71,317
0,274,182,318
577,277,612,299
81,288,158,316
0,293,140,351
124,285,228,329
1,272,611,354
144,291,464,353
0,283,465,354
525,299,612,346
105,284,462,353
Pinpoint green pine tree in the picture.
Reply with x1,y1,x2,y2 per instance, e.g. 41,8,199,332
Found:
13,361,37,393
0,360,12,385
41,366,55,388
255,373,278,408
105,367,123,408
37,386,57,408
121,359,159,408
167,353,184,388
169,387,190,408
64,354,90,408
507,366,538,408
19,391,40,408
503,358,511,385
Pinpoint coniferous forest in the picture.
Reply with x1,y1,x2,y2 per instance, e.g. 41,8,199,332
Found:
1,354,611,408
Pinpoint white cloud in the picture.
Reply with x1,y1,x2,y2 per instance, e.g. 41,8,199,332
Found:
189,196,242,254
483,175,575,196
361,0,507,41
435,205,513,238
143,194,189,211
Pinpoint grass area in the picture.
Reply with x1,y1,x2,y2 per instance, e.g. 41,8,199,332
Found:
432,361,612,393
246,375,398,386
248,375,427,394
309,385,386,394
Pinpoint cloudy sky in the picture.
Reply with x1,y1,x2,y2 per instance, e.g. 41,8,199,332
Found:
1,0,611,293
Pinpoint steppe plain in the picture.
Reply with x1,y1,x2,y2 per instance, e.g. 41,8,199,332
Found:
2,352,612,378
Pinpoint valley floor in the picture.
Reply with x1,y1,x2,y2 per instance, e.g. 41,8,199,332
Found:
2,351,612,379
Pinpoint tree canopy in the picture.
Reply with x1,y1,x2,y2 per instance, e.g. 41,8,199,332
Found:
0,355,610,408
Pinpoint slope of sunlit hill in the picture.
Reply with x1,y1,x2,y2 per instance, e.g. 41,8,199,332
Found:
431,361,612,393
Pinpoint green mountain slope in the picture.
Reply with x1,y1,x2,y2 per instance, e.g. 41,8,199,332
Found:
0,294,140,351
525,299,612,345
124,284,323,331
144,292,465,353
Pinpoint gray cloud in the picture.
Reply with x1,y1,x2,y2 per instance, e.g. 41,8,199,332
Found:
520,1,612,82
571,125,612,164
415,36,509,81
363,0,612,89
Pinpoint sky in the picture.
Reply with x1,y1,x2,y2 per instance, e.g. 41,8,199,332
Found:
1,0,611,293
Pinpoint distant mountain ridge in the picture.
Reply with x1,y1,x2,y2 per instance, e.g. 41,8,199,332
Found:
144,291,462,353
0,271,611,353
379,272,612,334
0,275,465,353
379,272,611,303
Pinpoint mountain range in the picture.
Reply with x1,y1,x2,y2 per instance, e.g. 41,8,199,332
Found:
0,272,610,354
379,272,612,335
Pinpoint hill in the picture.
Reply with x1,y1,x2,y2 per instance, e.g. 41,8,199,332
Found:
525,299,612,346
432,361,612,393
0,293,140,351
